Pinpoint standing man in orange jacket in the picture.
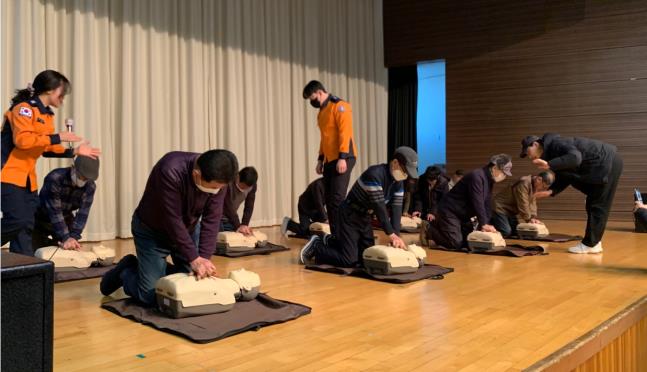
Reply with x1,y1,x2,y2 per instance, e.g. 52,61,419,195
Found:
303,80,357,234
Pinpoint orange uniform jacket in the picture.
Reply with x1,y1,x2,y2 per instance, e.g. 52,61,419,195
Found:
317,95,357,163
1,97,73,191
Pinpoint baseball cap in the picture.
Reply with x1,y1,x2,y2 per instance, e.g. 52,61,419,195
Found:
520,135,540,158
394,146,419,179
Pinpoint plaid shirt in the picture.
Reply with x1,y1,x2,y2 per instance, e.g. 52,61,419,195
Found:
36,167,96,242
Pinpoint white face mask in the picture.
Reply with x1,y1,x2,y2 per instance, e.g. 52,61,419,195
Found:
194,173,221,194
71,169,87,188
391,167,408,182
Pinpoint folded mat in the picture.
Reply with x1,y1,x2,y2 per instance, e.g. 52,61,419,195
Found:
430,244,548,257
215,242,289,257
509,233,582,242
55,264,115,283
101,293,311,343
305,263,453,283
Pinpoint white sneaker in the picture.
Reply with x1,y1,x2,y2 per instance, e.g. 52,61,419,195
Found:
567,241,603,254
280,217,290,236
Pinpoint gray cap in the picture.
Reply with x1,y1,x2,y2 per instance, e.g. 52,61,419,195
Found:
74,156,100,181
489,153,512,176
394,146,419,179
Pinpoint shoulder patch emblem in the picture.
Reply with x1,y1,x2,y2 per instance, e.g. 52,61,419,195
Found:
19,107,33,118
338,105,345,112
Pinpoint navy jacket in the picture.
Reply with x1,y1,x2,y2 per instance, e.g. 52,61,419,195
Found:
135,152,226,262
346,164,404,235
413,174,450,218
298,178,327,222
540,133,617,196
438,166,494,229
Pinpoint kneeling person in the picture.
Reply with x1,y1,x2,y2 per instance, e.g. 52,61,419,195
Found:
221,166,258,236
281,177,327,236
300,147,419,267
100,150,238,306
32,156,100,250
491,171,554,237
427,154,512,250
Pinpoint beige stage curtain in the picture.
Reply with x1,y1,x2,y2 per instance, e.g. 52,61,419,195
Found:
1,0,388,241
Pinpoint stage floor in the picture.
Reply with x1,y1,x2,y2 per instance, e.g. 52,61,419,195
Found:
52,220,647,371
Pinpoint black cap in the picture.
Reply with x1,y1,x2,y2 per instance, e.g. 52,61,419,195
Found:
520,135,540,158
394,146,419,179
74,156,100,181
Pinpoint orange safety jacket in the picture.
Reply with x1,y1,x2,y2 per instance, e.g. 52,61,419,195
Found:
1,97,73,191
317,95,357,163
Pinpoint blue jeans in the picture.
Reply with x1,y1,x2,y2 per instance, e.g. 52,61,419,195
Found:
490,212,519,238
219,217,235,232
121,214,200,306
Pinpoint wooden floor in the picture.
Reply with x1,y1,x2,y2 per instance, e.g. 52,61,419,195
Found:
53,220,647,371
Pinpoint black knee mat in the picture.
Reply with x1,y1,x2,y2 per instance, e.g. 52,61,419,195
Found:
55,264,115,283
431,244,548,257
509,233,582,242
101,293,311,343
215,242,290,257
305,263,453,283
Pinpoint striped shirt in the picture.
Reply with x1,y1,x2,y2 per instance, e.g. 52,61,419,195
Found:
36,167,96,242
347,164,404,235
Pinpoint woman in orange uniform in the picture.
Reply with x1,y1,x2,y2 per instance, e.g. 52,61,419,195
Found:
1,70,101,255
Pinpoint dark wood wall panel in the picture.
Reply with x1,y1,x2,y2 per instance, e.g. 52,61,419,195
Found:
384,0,647,221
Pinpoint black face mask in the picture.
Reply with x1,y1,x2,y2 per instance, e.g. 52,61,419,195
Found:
310,99,320,109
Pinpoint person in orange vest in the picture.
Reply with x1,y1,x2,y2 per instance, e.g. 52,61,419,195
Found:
1,70,101,255
303,80,357,235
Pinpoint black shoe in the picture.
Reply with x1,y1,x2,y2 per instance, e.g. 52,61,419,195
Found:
100,254,138,296
300,235,320,264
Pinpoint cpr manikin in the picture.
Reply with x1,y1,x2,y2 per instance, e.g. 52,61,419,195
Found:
216,231,268,252
34,245,116,270
155,268,261,318
516,222,550,239
362,244,427,275
467,231,507,251
309,222,331,235
401,216,422,232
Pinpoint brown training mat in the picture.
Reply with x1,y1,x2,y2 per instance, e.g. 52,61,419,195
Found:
509,233,582,242
215,242,290,257
55,264,115,283
101,293,311,343
430,244,548,257
305,263,453,283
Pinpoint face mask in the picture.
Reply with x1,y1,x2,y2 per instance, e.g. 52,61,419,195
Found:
391,167,408,181
194,173,221,194
310,99,320,109
71,169,87,188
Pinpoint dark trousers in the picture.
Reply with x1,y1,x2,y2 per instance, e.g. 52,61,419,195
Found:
31,220,58,249
428,210,472,250
314,202,374,267
573,154,623,246
635,209,647,233
286,204,326,236
490,212,519,238
323,157,356,235
120,214,198,306
1,182,39,255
